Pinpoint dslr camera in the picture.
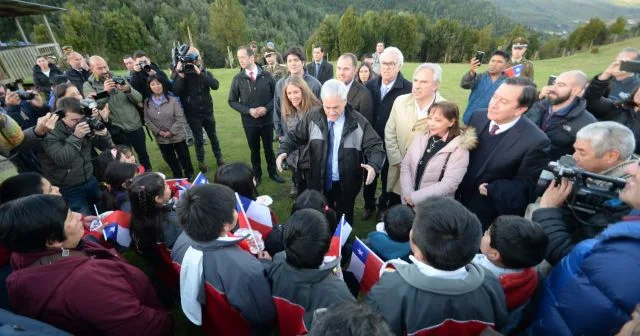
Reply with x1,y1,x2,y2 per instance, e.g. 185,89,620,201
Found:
16,90,37,100
111,76,127,86
79,99,106,134
173,44,198,75
536,155,629,221
138,61,152,73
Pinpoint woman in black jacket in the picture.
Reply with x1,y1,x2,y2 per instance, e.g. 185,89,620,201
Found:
33,56,63,102
584,60,640,153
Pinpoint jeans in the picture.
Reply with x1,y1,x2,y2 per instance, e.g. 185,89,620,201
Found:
243,125,277,178
158,141,194,179
186,114,222,163
59,176,101,216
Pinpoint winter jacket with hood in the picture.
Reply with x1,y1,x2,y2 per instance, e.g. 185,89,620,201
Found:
6,240,173,336
33,64,63,98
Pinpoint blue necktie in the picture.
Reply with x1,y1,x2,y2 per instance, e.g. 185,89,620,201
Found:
381,86,389,101
325,121,335,191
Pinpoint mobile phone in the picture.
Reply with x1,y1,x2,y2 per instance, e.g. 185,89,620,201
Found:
547,75,557,86
475,51,485,64
95,90,109,100
620,60,640,73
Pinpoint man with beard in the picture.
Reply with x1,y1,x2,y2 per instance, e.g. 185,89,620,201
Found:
525,70,597,160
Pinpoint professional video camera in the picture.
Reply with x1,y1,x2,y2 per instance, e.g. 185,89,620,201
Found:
172,43,198,75
536,155,630,222
79,99,106,134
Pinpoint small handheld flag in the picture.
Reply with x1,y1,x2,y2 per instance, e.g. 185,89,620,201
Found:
192,172,209,185
100,210,132,247
347,237,384,294
235,193,261,253
236,194,273,237
503,64,524,78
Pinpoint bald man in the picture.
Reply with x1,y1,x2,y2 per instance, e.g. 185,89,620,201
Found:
83,56,153,170
525,70,597,160
64,51,92,96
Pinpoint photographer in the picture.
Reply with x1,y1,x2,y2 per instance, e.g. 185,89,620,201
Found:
172,47,224,172
38,97,113,215
0,112,58,173
533,121,638,265
130,50,172,100
83,55,152,171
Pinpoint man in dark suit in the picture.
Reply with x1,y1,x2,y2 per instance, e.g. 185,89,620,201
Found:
457,77,550,229
336,53,374,124
64,52,91,97
307,45,334,84
365,47,412,221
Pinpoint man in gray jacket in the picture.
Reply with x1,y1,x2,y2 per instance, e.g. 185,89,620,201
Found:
39,97,113,215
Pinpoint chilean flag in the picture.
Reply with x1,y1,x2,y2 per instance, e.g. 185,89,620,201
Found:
236,194,273,237
348,237,384,294
101,210,132,247
503,64,524,78
166,178,191,199
325,215,352,258
192,172,209,185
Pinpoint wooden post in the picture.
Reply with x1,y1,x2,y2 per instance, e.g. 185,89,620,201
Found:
14,17,28,43
42,15,62,58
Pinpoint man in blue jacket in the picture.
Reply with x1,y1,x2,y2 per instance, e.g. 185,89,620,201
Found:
529,161,640,335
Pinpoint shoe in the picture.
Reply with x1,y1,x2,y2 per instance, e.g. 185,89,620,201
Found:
216,157,225,166
255,176,262,186
198,162,208,173
269,174,285,183
361,208,374,221
289,185,298,198
376,210,386,223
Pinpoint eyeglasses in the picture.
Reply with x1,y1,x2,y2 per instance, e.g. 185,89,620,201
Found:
381,61,397,68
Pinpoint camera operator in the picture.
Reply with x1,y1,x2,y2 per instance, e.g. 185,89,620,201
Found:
130,50,172,100
172,47,224,172
83,55,152,171
533,121,638,265
38,97,113,215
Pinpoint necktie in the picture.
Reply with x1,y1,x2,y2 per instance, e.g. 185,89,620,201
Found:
249,70,255,82
490,124,500,135
325,121,335,191
381,86,390,101
316,63,320,77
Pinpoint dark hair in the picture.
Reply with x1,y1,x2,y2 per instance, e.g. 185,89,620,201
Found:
53,83,73,109
361,53,373,61
176,184,236,241
96,145,135,181
214,162,258,200
313,44,324,53
489,216,548,269
132,50,147,59
284,209,331,269
0,195,68,253
308,302,393,336
56,96,84,117
146,75,169,99
339,53,357,68
99,161,137,212
292,189,338,233
0,172,45,204
383,205,414,242
238,45,254,57
504,77,538,109
428,102,462,138
122,55,132,60
128,173,169,262
284,46,306,63
51,74,69,86
492,50,510,62
356,63,375,85
412,197,481,270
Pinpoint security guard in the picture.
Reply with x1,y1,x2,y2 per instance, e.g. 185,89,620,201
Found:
510,37,535,80
262,47,288,82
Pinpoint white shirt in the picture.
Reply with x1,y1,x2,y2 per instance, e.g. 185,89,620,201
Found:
329,112,346,181
415,95,437,119
409,255,468,280
345,79,354,94
42,69,51,77
380,79,396,100
472,254,522,277
489,116,520,135
244,65,258,78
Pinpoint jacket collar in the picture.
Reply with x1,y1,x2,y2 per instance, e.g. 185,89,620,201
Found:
474,113,528,178
600,219,640,240
11,239,117,270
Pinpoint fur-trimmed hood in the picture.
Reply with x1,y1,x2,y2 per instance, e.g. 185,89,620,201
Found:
455,126,478,151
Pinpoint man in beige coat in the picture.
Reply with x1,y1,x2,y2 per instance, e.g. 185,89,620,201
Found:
385,63,446,196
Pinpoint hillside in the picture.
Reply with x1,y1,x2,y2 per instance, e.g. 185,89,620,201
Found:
490,0,640,33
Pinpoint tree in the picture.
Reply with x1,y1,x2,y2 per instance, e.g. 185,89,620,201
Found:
307,14,340,60
32,24,50,44
59,4,104,56
386,12,419,60
609,16,626,36
101,6,154,63
209,0,249,54
338,6,364,57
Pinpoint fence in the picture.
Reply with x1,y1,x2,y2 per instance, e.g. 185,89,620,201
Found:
0,43,61,84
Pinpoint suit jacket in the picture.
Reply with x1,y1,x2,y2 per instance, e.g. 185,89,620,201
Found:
457,109,550,228
306,60,333,84
347,81,374,124
365,72,412,138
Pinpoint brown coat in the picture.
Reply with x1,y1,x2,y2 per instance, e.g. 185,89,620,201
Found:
144,95,188,144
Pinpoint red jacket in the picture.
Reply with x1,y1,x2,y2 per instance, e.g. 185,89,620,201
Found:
499,267,538,311
7,240,173,335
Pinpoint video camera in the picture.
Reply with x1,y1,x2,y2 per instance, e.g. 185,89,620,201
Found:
172,44,198,75
536,155,630,221
79,99,106,134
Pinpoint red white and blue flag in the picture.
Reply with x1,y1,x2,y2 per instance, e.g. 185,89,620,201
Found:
236,194,273,237
503,64,524,78
347,237,384,294
101,210,132,247
325,215,352,258
166,178,191,199
192,172,209,186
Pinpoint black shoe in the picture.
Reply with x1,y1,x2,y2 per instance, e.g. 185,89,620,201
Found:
361,208,374,221
269,174,285,183
376,209,386,222
198,162,208,173
255,176,262,186
216,158,225,166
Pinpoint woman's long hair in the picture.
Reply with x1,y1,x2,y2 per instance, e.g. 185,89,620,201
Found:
356,63,376,85
98,161,138,212
128,173,168,264
280,76,321,123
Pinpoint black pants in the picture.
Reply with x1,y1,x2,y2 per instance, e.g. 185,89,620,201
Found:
112,127,152,170
324,181,356,226
243,125,276,178
370,160,401,212
186,114,222,163
158,141,194,179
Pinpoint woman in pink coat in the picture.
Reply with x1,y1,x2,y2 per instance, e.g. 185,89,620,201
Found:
400,102,477,206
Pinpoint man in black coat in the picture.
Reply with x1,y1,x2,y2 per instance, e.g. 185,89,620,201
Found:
457,78,550,229
64,52,91,97
336,53,374,125
306,45,334,84
526,70,596,161
364,47,412,220
276,80,385,225
229,46,284,184
130,50,172,100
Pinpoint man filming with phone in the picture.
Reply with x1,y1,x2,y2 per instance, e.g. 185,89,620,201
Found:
460,50,509,124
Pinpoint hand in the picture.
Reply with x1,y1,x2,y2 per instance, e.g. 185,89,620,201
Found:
94,128,108,137
361,164,376,185
34,112,58,136
278,135,285,142
103,79,116,92
470,58,481,74
29,93,43,108
82,216,98,231
87,92,98,99
404,195,414,206
147,69,157,76
539,178,573,208
276,153,287,173
5,90,20,106
256,106,267,116
98,103,110,121
249,108,261,118
73,122,91,138
479,183,489,196
194,65,202,75
539,86,553,100
599,60,622,80
116,83,130,92
257,250,271,261
175,62,183,72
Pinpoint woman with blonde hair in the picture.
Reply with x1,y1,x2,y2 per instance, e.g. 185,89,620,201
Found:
279,76,321,197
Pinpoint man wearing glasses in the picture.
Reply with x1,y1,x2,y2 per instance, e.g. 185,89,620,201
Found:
510,37,534,80
364,47,412,221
